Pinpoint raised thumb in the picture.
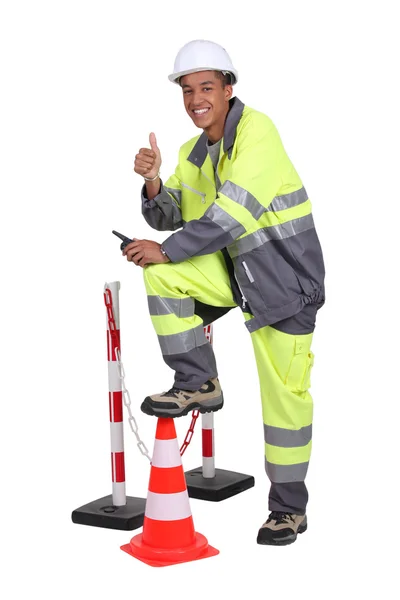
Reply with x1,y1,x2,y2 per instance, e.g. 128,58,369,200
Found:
149,132,159,153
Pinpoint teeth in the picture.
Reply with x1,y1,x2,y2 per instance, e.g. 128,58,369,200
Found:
194,108,209,114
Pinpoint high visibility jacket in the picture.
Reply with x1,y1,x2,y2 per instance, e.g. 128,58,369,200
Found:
141,97,325,333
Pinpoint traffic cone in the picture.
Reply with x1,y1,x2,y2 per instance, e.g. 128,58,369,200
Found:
121,417,219,567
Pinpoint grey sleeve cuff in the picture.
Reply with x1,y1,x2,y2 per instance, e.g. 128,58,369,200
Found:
161,234,191,263
141,181,183,231
141,179,166,207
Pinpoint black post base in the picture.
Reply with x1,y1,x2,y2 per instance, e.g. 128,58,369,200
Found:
71,495,146,531
185,467,255,502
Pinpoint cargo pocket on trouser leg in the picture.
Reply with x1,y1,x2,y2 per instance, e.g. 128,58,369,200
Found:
250,327,314,489
285,337,314,394
303,351,314,392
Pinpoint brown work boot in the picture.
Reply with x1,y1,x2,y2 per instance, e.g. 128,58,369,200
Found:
257,511,307,546
141,377,223,418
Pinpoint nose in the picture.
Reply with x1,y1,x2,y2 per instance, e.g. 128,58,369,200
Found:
191,90,207,107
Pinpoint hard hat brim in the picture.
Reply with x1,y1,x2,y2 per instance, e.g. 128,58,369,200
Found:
168,67,238,85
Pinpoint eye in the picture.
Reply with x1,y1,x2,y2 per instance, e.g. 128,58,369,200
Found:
203,87,212,91
183,90,191,95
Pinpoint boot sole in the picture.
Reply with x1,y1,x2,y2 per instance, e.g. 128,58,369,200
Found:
256,522,307,546
140,394,224,418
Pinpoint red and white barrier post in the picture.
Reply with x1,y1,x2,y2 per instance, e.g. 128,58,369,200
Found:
202,325,215,479
71,281,146,530
185,322,255,501
105,281,126,506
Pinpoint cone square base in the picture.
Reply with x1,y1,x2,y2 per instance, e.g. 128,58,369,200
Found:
185,467,255,501
121,534,219,567
71,495,146,531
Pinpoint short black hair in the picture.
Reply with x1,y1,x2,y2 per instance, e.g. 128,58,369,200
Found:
178,71,232,88
214,71,232,87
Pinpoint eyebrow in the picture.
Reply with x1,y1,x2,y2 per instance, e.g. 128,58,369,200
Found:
182,80,215,89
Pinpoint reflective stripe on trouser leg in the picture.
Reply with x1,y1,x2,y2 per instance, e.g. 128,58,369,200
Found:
246,314,314,513
143,253,236,390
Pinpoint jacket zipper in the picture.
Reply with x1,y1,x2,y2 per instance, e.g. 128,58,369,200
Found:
234,272,248,309
239,261,256,309
181,182,206,204
200,169,215,190
200,165,248,308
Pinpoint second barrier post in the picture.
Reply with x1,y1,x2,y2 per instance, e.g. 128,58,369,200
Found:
185,323,255,501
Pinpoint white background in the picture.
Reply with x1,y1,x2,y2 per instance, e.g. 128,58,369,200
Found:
1,0,399,598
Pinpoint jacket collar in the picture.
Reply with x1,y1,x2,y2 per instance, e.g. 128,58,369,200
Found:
187,96,245,167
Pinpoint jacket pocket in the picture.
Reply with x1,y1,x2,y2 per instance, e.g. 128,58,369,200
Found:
181,182,206,203
233,244,305,316
234,257,268,315
181,182,211,221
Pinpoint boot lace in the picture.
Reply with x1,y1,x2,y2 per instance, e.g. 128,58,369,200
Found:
161,386,181,398
267,511,295,525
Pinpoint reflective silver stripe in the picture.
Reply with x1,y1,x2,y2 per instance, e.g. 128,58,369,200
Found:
164,186,182,207
266,187,308,212
264,424,312,448
220,180,265,220
158,324,208,356
206,203,245,239
265,460,309,483
148,296,194,318
242,261,255,283
228,213,314,258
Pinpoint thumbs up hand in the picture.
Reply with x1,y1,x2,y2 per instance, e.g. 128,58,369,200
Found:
134,132,162,180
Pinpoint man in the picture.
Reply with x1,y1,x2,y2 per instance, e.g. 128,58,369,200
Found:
123,39,325,546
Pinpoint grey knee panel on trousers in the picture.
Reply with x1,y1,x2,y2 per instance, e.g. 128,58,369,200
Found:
169,343,218,390
271,303,319,335
194,300,236,326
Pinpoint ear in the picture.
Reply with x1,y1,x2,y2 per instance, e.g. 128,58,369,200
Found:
225,85,233,101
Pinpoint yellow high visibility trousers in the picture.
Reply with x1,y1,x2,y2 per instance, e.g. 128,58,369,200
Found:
143,251,315,513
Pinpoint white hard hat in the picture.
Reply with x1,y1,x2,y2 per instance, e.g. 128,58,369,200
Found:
168,39,238,85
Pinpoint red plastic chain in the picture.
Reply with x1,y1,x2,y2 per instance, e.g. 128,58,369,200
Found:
105,288,199,455
180,410,200,456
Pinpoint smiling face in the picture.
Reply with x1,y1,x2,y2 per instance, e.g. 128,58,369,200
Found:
180,70,233,141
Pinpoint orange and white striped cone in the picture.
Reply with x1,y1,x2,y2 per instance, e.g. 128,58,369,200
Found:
121,418,219,567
